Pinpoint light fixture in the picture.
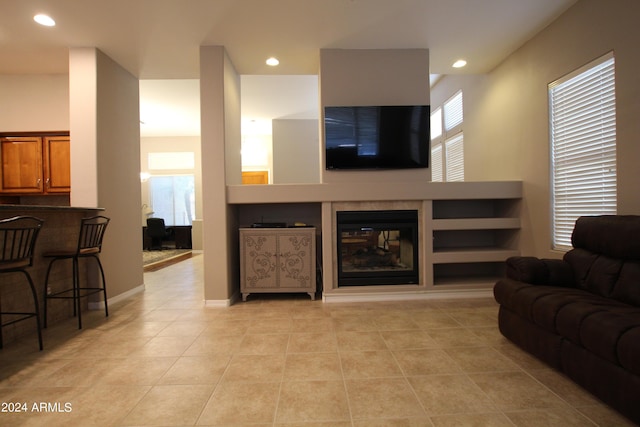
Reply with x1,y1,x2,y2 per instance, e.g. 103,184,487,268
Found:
34,14,56,27
452,59,467,68
266,57,279,66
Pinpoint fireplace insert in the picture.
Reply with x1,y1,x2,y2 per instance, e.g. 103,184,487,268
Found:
336,210,419,286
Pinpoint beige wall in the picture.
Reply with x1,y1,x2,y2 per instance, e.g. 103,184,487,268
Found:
431,0,640,259
273,119,320,184
200,46,242,303
319,49,431,184
0,75,69,132
69,47,144,299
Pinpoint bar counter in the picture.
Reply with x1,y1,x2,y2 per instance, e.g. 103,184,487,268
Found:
1,205,105,347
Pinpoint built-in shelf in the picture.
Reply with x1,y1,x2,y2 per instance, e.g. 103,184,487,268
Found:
432,248,520,264
228,181,523,300
430,197,521,288
432,261,508,287
432,217,520,230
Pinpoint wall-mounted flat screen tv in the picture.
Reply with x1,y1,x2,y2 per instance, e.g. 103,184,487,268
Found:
324,105,430,170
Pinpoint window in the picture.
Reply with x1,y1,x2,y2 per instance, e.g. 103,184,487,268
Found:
549,52,616,250
431,91,464,181
445,133,464,182
149,175,195,226
431,144,443,182
144,151,196,226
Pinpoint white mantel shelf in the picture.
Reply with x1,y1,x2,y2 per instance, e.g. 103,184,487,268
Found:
227,181,522,204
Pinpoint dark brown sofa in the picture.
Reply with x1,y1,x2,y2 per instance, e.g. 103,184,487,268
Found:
494,215,640,424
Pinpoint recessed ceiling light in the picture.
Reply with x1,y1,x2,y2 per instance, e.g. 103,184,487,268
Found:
34,14,56,27
266,57,279,66
452,59,467,68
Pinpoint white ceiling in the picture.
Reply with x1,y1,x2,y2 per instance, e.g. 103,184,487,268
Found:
1,0,578,136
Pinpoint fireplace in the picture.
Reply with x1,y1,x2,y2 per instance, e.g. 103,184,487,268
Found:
336,210,419,286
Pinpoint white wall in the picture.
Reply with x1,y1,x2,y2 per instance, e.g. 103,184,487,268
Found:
272,119,320,184
69,49,99,207
0,75,69,132
319,49,431,184
431,0,640,258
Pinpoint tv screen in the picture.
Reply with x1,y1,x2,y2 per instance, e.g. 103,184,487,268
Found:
324,105,430,170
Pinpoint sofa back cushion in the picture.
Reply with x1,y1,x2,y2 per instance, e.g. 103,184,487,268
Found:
564,215,640,305
571,215,640,259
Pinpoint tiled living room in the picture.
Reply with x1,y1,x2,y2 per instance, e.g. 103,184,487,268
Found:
1,0,640,426
0,254,634,426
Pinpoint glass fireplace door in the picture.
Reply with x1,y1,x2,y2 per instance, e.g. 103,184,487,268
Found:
337,210,419,286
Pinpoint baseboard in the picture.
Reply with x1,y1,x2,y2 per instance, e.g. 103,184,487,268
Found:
322,288,493,303
204,299,231,307
204,290,240,307
88,283,145,310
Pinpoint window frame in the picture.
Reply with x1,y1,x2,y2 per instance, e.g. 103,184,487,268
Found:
431,91,464,182
549,52,617,250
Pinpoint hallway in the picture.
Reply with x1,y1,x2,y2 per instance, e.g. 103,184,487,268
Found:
0,255,632,426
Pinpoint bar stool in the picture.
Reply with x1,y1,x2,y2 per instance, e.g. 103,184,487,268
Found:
0,216,44,350
43,215,110,329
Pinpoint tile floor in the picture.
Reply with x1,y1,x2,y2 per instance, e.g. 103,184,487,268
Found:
0,254,635,426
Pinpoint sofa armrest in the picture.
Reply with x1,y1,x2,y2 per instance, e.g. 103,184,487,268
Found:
506,256,574,286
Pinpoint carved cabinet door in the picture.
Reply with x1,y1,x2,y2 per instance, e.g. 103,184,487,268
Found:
241,232,277,289
277,232,313,289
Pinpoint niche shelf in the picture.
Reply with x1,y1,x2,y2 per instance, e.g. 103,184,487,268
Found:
429,198,521,287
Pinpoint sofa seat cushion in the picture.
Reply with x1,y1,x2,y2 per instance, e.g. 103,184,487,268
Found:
496,279,640,375
555,300,628,344
578,310,640,370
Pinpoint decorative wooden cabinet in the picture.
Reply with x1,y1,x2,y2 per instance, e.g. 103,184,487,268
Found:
239,227,316,301
0,135,70,194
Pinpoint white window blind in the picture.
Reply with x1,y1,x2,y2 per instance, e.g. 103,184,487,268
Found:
549,53,616,250
430,92,464,182
445,133,464,182
431,144,443,182
444,91,463,131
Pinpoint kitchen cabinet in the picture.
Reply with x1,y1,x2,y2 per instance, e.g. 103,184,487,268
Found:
240,227,316,301
0,135,70,194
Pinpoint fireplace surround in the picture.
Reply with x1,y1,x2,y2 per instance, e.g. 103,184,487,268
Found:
336,209,419,286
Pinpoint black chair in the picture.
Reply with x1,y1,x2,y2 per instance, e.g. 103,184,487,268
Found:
43,216,109,330
146,217,173,250
0,216,44,350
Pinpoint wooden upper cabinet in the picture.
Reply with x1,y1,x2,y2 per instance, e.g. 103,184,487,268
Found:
0,137,44,193
242,170,269,184
43,136,71,193
0,134,70,194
